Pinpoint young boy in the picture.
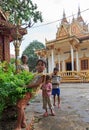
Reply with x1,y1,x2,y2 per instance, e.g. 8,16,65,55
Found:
15,58,46,130
51,67,61,108
41,75,55,117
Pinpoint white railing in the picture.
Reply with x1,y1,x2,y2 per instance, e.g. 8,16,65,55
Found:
59,70,89,83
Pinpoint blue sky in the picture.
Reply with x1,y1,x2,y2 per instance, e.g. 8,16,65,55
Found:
10,0,89,56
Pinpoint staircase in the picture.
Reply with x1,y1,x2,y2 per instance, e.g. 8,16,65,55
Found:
59,71,89,83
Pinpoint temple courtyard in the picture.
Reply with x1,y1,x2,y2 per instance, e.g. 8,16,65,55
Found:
0,83,89,130
24,83,89,130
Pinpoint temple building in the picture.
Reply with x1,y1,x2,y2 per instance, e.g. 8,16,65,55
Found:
35,7,89,82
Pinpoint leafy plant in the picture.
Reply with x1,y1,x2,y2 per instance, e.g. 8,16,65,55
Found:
0,0,43,27
0,62,34,119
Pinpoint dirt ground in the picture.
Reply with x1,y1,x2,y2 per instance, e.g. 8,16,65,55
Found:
0,83,89,130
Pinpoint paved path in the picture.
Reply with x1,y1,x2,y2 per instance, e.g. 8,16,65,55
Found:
24,83,89,130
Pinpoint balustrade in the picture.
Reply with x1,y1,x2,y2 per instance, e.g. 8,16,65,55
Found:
59,71,89,83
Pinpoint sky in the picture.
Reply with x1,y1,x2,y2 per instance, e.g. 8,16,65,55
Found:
10,0,89,56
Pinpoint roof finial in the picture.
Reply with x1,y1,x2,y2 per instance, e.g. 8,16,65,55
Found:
61,9,68,24
72,13,75,22
77,6,84,22
77,5,81,17
63,9,66,19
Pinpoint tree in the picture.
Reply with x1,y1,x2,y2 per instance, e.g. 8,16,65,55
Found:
22,40,45,71
0,0,42,27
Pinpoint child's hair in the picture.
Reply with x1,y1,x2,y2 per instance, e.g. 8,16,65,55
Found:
46,75,51,81
36,58,47,67
53,67,59,71
21,55,28,60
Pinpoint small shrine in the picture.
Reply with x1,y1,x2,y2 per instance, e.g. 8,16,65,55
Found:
0,8,27,62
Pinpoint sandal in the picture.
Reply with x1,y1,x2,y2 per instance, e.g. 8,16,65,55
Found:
43,112,48,117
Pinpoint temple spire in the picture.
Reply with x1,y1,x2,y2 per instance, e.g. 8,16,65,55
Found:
63,9,66,19
72,13,75,22
77,6,84,22
61,9,68,24
77,6,81,17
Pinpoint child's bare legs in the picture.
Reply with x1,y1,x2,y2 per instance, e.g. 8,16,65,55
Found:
58,95,60,108
50,108,55,116
53,95,56,106
43,108,48,117
21,109,27,128
15,107,27,130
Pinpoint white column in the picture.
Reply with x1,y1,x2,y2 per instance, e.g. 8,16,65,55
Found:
76,50,79,71
51,49,54,72
70,44,74,71
48,56,51,73
58,54,60,71
62,60,65,71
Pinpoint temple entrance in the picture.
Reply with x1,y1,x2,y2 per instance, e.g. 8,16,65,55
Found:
66,62,72,71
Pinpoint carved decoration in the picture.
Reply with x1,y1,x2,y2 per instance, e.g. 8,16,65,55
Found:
58,27,68,38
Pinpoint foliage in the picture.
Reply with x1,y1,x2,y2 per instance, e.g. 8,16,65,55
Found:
10,58,15,64
0,61,34,119
22,40,45,71
0,0,43,26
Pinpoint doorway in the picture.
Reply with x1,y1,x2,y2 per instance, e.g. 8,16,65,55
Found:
66,62,72,71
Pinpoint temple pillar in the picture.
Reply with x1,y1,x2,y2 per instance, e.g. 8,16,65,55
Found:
62,60,65,71
70,41,74,71
51,49,54,72
75,45,79,71
46,44,54,73
48,56,51,73
57,48,61,71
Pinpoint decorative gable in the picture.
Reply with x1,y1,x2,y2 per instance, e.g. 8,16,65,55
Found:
71,22,85,37
71,23,80,34
56,25,69,39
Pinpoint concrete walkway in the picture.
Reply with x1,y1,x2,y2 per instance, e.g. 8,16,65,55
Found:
24,83,89,130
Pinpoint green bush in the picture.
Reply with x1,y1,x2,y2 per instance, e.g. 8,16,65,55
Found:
0,62,34,119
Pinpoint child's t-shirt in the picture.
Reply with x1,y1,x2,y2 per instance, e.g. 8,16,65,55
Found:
19,64,29,72
42,83,52,97
52,75,60,89
31,72,45,96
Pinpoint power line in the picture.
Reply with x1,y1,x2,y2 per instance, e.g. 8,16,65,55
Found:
31,8,89,29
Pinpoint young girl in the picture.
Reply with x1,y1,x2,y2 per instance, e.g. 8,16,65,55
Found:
15,58,46,130
42,75,55,117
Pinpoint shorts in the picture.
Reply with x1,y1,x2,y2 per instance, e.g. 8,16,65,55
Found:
52,88,60,96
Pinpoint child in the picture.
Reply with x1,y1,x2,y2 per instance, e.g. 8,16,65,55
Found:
42,75,55,117
51,67,61,108
15,58,46,130
19,55,30,105
19,55,29,72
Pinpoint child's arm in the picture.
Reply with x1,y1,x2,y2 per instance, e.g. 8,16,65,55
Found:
27,75,44,88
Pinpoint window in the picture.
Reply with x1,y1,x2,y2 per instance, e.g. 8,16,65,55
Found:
81,59,88,70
